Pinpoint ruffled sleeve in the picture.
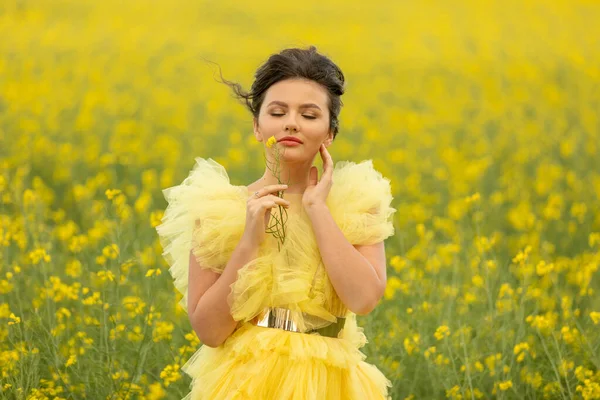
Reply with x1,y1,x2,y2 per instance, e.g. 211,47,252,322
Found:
155,157,246,313
326,159,396,246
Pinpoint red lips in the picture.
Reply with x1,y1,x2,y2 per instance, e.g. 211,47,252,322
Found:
277,136,303,144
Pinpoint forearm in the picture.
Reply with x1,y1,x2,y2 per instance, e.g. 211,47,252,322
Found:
306,204,384,314
190,239,259,347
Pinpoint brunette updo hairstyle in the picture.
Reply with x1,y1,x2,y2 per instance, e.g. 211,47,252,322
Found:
215,46,346,140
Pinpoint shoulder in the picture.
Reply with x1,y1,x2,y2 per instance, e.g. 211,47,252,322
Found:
326,159,396,245
162,157,244,204
157,156,247,251
331,159,389,180
184,157,238,192
328,159,393,204
156,157,247,279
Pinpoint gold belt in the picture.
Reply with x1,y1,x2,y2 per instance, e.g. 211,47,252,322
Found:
252,307,345,338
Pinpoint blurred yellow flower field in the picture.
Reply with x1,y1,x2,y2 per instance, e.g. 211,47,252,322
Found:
1,0,600,398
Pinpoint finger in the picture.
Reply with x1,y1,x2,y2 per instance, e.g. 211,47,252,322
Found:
264,184,288,193
251,184,288,199
320,144,332,164
308,165,318,186
320,144,334,182
259,195,291,206
268,195,291,207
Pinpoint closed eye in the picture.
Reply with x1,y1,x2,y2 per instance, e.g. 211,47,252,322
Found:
271,113,317,120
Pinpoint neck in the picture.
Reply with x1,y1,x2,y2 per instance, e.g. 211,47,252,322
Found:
260,157,315,195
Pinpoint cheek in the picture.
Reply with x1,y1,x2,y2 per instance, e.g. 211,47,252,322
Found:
307,119,330,137
259,117,279,134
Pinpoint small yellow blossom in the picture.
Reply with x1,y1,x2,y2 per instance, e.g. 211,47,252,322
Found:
146,268,162,277
559,360,575,377
390,255,407,272
403,334,420,355
102,244,120,260
160,363,182,387
512,245,532,264
465,192,480,204
535,260,554,276
424,346,436,359
105,189,122,200
475,361,484,372
435,354,450,366
97,270,115,282
514,342,530,362
589,232,600,248
150,210,164,228
471,274,484,287
65,354,77,367
434,325,451,340
28,248,51,264
446,385,461,399
265,136,277,148
8,313,21,325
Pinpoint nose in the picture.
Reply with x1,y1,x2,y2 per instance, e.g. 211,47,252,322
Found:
284,118,299,132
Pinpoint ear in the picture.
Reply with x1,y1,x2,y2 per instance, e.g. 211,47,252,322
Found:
323,130,334,147
253,117,263,142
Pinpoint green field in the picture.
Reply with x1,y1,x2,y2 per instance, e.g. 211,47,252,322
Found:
1,0,600,398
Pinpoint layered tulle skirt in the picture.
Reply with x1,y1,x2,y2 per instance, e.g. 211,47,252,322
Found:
182,315,392,400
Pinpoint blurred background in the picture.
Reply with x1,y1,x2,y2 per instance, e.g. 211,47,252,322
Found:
1,0,599,398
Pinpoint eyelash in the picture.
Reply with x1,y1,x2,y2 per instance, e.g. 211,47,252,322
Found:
270,113,317,120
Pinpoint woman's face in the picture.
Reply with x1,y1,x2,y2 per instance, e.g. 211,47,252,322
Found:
253,78,333,162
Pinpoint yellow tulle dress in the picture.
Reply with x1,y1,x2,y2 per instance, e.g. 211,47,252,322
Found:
155,157,397,400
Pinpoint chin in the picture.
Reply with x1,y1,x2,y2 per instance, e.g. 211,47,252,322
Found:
279,151,307,162
280,153,302,160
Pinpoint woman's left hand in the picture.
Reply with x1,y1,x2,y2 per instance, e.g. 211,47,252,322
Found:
303,144,334,209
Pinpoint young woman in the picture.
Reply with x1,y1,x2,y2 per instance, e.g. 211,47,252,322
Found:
156,46,397,399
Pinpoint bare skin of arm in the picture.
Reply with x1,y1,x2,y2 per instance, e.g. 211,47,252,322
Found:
187,239,259,348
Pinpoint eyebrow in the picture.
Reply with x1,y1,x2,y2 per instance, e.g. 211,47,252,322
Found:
266,101,322,111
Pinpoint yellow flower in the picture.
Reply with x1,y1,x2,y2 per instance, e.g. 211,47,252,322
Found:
590,311,600,325
465,192,480,204
8,313,21,325
160,363,182,387
150,210,164,228
97,270,115,282
403,334,420,355
589,232,600,248
65,354,77,367
266,136,277,148
514,342,530,362
475,361,484,372
434,325,451,340
445,385,461,399
535,261,554,276
102,244,120,260
146,268,162,277
424,346,436,359
105,189,122,200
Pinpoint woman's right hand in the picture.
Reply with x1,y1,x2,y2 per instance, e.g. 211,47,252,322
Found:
241,184,290,247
